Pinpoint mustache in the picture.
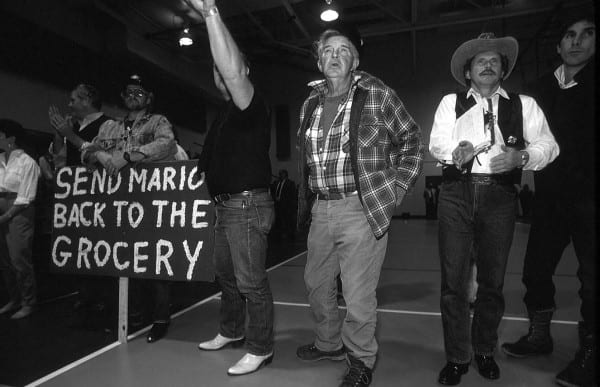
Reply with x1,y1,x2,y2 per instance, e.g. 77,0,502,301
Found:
479,70,496,75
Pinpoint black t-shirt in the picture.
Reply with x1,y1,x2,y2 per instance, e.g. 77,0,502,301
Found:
198,92,272,197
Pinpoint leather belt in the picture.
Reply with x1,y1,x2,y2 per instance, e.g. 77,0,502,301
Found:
0,192,17,199
469,173,514,186
214,188,269,204
316,191,358,200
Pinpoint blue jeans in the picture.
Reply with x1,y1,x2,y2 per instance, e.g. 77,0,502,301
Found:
213,191,274,356
305,195,387,369
438,180,517,363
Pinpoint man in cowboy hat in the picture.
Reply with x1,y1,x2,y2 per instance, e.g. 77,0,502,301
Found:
295,22,423,387
501,11,596,387
429,33,559,385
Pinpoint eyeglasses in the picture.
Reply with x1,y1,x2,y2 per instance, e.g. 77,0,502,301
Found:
121,90,147,99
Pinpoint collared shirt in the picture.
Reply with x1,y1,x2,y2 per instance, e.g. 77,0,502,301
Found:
554,64,578,89
0,149,40,205
429,86,559,173
305,77,358,194
84,113,176,162
298,70,423,238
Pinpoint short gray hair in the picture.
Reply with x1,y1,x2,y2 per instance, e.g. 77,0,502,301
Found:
314,29,360,60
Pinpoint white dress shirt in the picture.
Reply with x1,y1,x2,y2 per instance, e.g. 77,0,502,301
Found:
429,86,559,173
554,64,578,89
0,149,41,205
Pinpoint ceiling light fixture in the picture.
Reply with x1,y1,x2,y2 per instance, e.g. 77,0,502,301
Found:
320,0,339,22
179,28,193,46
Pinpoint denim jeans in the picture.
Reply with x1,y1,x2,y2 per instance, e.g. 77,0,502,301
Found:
438,180,517,363
0,198,36,307
213,191,274,356
522,196,596,331
305,195,387,369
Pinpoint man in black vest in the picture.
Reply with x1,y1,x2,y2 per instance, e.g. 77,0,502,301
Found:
48,84,112,169
502,13,596,387
45,84,115,330
429,33,559,385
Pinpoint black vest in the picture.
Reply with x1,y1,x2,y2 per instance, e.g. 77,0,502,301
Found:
66,114,111,166
442,92,524,184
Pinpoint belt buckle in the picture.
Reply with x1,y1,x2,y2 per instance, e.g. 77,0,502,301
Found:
214,193,231,203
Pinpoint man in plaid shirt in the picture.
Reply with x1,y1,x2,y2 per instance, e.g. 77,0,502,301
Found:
295,24,423,387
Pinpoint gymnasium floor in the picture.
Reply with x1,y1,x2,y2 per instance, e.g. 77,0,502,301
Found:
25,219,581,387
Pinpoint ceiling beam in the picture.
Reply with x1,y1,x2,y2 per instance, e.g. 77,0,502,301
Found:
280,0,311,39
360,1,592,37
369,0,408,24
233,0,311,56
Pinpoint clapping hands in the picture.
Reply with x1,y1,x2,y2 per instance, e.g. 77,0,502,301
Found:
48,105,74,137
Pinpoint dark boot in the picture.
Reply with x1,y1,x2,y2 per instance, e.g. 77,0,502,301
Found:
556,323,596,387
501,309,553,358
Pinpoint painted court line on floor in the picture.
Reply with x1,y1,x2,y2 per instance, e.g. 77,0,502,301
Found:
26,250,308,386
272,300,578,325
25,342,121,387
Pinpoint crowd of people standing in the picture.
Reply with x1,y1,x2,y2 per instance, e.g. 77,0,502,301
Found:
0,1,595,386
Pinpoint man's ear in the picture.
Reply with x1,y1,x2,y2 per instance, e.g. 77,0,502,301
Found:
465,70,471,80
352,58,360,71
317,59,323,72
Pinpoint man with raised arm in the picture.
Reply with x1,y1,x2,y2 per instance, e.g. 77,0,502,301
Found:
189,0,275,377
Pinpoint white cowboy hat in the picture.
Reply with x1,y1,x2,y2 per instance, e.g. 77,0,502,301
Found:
450,32,519,86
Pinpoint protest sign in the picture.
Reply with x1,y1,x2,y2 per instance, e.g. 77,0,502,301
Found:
50,161,214,281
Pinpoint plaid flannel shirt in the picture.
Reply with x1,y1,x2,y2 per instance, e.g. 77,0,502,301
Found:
305,82,357,194
298,71,424,238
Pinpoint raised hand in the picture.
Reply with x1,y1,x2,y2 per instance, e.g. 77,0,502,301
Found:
48,105,74,137
185,0,216,16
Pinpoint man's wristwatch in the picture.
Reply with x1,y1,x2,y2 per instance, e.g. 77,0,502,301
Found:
519,150,529,168
204,6,219,17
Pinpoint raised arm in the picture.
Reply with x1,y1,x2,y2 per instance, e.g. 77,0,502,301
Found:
187,0,254,110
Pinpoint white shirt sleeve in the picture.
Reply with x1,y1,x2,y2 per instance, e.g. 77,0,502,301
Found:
429,94,460,163
520,95,560,170
15,156,41,205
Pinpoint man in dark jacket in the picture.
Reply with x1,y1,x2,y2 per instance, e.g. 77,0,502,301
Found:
502,12,596,387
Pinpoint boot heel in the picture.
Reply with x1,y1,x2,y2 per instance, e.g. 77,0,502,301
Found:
264,353,274,365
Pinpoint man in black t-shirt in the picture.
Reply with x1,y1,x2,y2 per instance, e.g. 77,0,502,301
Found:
44,84,115,330
190,0,275,377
